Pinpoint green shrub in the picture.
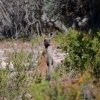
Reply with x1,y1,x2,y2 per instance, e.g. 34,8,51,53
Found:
56,30,100,79
54,29,100,78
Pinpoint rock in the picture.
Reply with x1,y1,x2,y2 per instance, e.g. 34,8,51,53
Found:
0,60,7,69
24,92,32,99
82,83,96,100
9,62,15,71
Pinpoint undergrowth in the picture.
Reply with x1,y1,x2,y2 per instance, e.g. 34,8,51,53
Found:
54,29,100,78
0,30,100,100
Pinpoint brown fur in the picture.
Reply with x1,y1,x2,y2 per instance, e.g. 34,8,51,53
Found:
38,52,48,75
36,50,48,83
37,33,55,81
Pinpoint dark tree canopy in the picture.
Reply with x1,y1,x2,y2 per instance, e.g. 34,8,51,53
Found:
0,0,100,39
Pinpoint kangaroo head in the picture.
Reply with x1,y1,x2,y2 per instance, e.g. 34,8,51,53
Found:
44,32,55,48
44,38,51,46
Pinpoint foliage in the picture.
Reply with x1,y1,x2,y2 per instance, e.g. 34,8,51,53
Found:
54,30,100,79
0,0,100,39
0,34,100,99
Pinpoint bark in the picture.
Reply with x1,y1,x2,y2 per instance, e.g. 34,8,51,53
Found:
0,1,12,38
0,0,99,39
37,0,68,33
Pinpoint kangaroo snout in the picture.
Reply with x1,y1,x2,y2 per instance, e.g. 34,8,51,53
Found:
44,38,51,45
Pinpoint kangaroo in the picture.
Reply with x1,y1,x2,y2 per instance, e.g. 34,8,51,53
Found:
43,35,54,80
37,32,55,81
37,53,48,83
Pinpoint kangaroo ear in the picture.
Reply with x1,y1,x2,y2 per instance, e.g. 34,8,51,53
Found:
49,32,55,38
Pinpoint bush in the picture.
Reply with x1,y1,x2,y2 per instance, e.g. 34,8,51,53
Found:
64,30,100,77
54,30,100,79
